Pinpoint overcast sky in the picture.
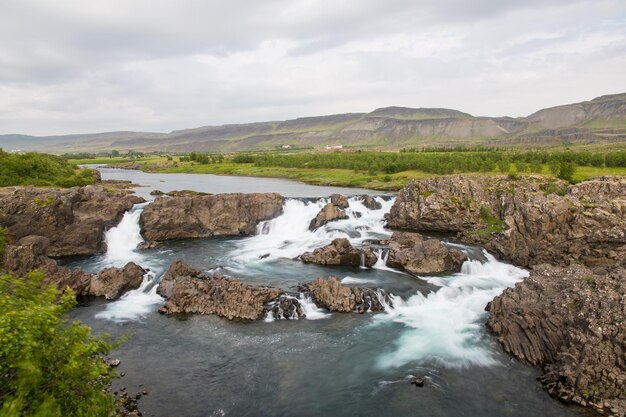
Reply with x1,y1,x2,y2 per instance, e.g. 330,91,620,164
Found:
1,0,625,136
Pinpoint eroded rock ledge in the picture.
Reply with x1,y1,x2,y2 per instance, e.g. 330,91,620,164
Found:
2,235,145,299
157,261,391,320
386,175,625,270
487,264,626,415
0,185,144,256
139,192,284,241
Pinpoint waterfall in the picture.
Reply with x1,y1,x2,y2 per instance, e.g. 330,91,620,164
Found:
232,196,395,264
264,293,330,322
372,248,404,274
374,250,528,369
104,202,148,265
97,202,165,322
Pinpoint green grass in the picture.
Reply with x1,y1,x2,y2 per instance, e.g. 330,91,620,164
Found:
571,166,626,182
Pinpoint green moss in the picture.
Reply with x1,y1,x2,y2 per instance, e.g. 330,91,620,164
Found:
473,206,504,236
33,196,56,207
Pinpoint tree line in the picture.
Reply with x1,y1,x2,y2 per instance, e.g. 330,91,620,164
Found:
237,149,626,176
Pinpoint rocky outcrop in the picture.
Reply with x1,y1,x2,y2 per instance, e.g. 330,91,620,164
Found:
360,195,382,210
386,232,466,275
2,235,144,299
88,262,146,299
157,262,282,320
157,261,392,319
304,276,390,313
156,259,203,298
140,193,284,241
330,194,349,209
387,175,626,269
487,264,626,415
309,203,348,231
2,236,93,295
0,185,144,256
300,238,378,267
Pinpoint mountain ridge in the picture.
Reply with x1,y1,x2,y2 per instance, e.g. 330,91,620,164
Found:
2,93,625,153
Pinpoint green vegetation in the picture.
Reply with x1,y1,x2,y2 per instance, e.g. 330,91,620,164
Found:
474,206,504,236
0,272,117,417
67,147,626,191
0,149,95,188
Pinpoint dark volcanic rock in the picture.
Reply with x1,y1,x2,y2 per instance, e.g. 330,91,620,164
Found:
487,264,626,415
89,262,146,299
387,175,626,269
386,232,466,275
330,193,349,209
304,276,390,313
268,294,306,320
140,193,284,241
360,195,382,210
300,238,378,267
0,185,144,256
2,236,145,299
156,260,203,298
157,261,282,320
309,203,349,231
3,236,93,295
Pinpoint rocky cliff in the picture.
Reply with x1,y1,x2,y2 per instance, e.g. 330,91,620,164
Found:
387,175,625,270
139,193,284,241
0,185,144,256
386,174,626,415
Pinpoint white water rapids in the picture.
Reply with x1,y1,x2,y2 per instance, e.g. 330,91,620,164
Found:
92,195,529,369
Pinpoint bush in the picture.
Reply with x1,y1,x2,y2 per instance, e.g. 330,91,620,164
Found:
557,162,577,183
0,149,96,188
0,272,117,416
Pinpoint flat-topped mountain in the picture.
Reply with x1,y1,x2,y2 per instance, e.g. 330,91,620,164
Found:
2,93,625,153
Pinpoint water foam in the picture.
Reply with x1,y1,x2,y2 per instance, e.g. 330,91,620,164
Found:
96,202,165,322
374,251,528,369
104,202,148,266
231,196,394,264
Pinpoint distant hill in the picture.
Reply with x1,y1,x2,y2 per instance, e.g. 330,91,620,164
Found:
2,93,625,153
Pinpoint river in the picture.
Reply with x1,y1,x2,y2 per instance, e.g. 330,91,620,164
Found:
64,169,591,417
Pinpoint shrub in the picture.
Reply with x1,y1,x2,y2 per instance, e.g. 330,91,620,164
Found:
0,272,117,417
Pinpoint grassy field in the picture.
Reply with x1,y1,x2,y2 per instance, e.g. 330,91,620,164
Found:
70,153,626,191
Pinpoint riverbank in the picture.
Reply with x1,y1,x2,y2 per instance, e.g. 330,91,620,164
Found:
70,154,626,192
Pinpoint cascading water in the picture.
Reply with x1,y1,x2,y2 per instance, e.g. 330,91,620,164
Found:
374,251,529,369
230,196,395,265
104,202,148,266
264,293,330,322
97,202,165,322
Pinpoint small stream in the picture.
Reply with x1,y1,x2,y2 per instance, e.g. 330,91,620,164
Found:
64,170,591,417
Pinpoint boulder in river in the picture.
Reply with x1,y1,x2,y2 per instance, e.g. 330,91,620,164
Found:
300,238,378,267
386,232,466,275
140,193,284,241
330,193,349,209
88,262,146,299
0,185,144,257
360,195,382,210
309,203,349,231
304,276,390,313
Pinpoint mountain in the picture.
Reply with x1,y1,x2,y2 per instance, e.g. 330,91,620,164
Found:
2,93,625,153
